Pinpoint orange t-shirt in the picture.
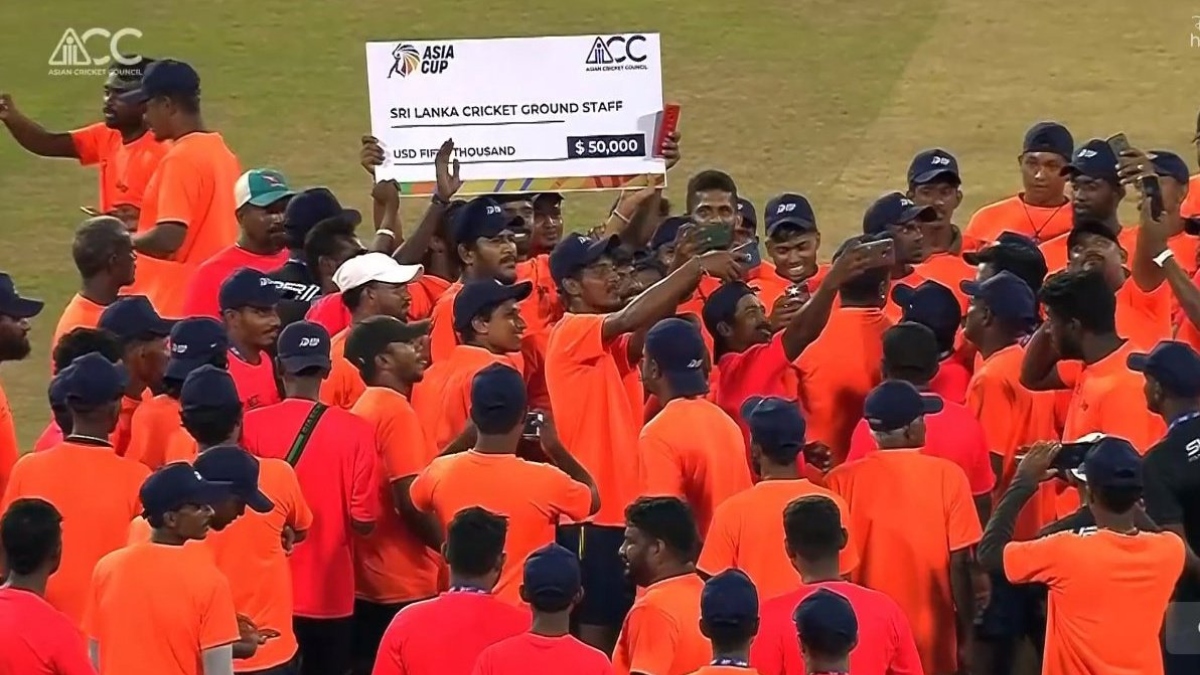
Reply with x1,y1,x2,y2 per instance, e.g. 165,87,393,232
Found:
1061,340,1166,452
135,131,242,317
745,264,829,313
0,441,148,625
544,313,641,526
1182,175,1200,218
1004,529,1184,675
318,328,366,409
408,274,454,322
884,270,927,323
1114,277,1172,351
795,307,893,463
825,450,983,675
967,343,1061,539
697,480,859,602
613,573,711,675
638,397,753,537
70,123,167,212
411,345,524,452
1039,225,1139,273
0,383,17,497
685,668,762,675
472,632,615,675
916,252,972,312
83,542,240,675
111,392,149,457
227,349,281,411
49,293,107,367
1178,267,1200,352
180,245,289,319
124,394,183,470
350,387,443,604
962,195,1074,252
409,451,592,605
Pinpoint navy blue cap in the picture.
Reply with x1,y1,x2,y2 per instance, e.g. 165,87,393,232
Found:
469,363,527,434
219,268,283,312
737,198,758,231
454,196,524,248
645,318,709,397
283,187,362,244
764,193,817,236
1062,139,1119,184
48,370,70,409
166,318,228,381
452,279,533,334
1150,150,1191,185
701,281,756,338
651,216,690,251
1022,122,1075,160
1065,219,1120,251
60,352,128,407
180,365,240,413
523,543,581,608
741,396,806,459
962,232,1045,270
862,192,937,235
793,588,858,647
1128,340,1200,398
193,445,274,513
549,234,622,286
960,271,1037,325
701,569,758,626
139,462,233,519
98,295,174,341
118,59,200,103
1076,437,1143,489
908,148,961,186
0,273,44,320
863,380,944,432
891,280,961,335
276,320,331,374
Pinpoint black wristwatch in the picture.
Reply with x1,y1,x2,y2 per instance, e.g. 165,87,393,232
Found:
431,192,452,207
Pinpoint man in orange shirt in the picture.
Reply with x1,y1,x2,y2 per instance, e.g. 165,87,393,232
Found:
890,281,970,402
411,363,598,605
978,439,1184,675
1,353,149,626
826,380,981,675
613,496,711,675
964,122,1075,251
84,462,241,675
699,397,859,600
122,59,242,316
34,327,125,452
861,193,936,316
0,273,43,495
346,315,443,674
183,169,294,318
963,231,1049,295
638,318,751,537
1143,151,1199,276
96,295,172,455
0,58,166,218
372,507,531,675
907,149,976,295
52,217,137,360
793,590,860,675
219,268,283,410
751,193,824,309
682,570,761,675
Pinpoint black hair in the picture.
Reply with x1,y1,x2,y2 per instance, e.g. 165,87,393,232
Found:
1038,269,1116,334
624,496,700,563
72,217,130,278
181,405,243,447
838,267,889,303
767,225,816,244
146,512,166,528
783,495,845,561
52,327,122,374
797,621,856,662
985,252,1047,295
163,91,200,114
303,218,360,279
529,589,575,614
882,323,939,386
685,170,739,212
1093,485,1142,514
1,498,62,575
341,285,368,312
50,401,72,436
444,506,508,576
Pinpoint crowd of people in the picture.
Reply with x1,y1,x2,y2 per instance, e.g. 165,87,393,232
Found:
2,52,1200,675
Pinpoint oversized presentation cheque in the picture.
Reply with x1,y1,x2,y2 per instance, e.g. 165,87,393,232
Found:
365,33,666,196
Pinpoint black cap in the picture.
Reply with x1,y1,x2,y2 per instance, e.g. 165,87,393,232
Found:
1075,437,1143,489
165,318,228,381
701,281,755,338
549,234,622,286
701,569,758,626
764,193,817,236
193,446,274,513
98,295,174,342
0,272,44,320
863,380,944,432
650,216,690,251
644,318,709,397
344,315,429,372
1062,139,1120,185
118,59,200,103
469,363,527,434
139,463,232,520
1065,220,1120,252
1127,340,1200,398
960,272,1038,326
862,192,936,235
283,188,362,245
454,197,525,248
219,268,284,312
523,543,581,609
180,365,240,413
452,279,533,334
737,198,758,231
276,321,331,374
907,149,961,186
60,353,128,407
741,396,806,461
1022,122,1074,160
793,588,858,648
890,280,961,337
1150,150,1191,185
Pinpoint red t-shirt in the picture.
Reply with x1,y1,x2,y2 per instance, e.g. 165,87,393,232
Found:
180,245,288,319
472,633,614,675
714,333,801,462
373,590,531,675
845,397,996,496
751,580,923,675
0,587,96,675
242,399,379,618
306,293,351,337
929,358,971,405
227,348,281,411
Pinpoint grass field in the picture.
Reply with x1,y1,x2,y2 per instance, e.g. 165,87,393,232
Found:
1,1,1198,445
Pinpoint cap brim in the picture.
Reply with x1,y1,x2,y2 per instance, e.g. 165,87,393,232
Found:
1,297,45,320
193,480,235,506
900,205,939,223
145,318,177,337
116,87,150,104
962,249,990,265
583,235,622,266
1125,352,1150,372
959,279,983,296
370,264,424,286
278,355,332,374
243,489,275,514
766,218,817,235
739,396,767,419
504,280,535,304
911,169,961,186
164,357,208,381
244,189,296,208
920,394,944,416
889,283,915,306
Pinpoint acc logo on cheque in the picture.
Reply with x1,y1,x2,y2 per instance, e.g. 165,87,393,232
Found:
388,42,455,79
585,35,649,72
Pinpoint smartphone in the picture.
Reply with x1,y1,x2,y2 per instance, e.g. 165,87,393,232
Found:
1142,174,1166,221
653,104,681,156
522,411,544,439
860,238,895,266
1106,133,1132,156
1184,217,1200,236
1050,441,1094,474
79,206,102,217
732,240,762,270
695,223,734,253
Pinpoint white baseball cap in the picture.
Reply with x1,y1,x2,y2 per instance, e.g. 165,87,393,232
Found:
333,252,422,292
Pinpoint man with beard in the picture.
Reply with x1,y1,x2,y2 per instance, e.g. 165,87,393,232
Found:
219,269,284,411
52,217,138,359
0,272,43,495
860,193,936,321
183,169,296,318
0,57,166,223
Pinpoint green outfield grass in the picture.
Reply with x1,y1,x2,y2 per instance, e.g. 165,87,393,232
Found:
1,0,1198,444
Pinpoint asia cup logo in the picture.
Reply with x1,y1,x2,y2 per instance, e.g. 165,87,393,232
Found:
388,43,421,78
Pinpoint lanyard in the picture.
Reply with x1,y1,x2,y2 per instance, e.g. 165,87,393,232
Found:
711,658,749,668
1169,411,1200,434
447,585,489,594
63,434,112,447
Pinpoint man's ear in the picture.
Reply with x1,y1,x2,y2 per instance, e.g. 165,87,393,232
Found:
562,277,582,299
716,320,734,339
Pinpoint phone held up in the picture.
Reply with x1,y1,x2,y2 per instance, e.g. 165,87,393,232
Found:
522,411,545,439
1106,132,1164,221
731,240,762,270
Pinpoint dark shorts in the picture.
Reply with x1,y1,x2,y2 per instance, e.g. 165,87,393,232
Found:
556,523,634,628
976,572,1045,645
351,599,412,673
293,615,353,675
